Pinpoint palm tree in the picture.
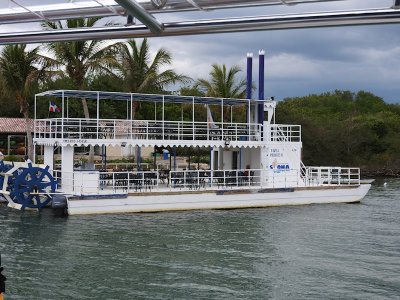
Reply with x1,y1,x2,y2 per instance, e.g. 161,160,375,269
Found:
196,64,247,122
115,38,190,119
0,44,51,160
196,64,247,98
42,17,118,163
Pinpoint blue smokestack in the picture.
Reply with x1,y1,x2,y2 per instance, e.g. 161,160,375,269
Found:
258,50,265,129
246,53,253,99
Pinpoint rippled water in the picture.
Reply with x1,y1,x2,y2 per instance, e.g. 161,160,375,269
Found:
1,178,399,299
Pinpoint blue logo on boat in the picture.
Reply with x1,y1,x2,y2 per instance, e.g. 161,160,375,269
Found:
270,164,290,170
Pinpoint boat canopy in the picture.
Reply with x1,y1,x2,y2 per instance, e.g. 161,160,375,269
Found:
36,90,267,106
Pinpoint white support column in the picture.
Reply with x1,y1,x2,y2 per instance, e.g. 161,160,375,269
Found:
221,99,223,122
62,90,64,138
130,94,133,121
61,144,74,194
44,145,54,170
33,144,36,164
162,95,165,140
248,99,251,140
192,97,195,140
34,95,37,120
34,95,37,140
218,147,224,170
62,91,64,119
97,92,100,139
221,99,224,140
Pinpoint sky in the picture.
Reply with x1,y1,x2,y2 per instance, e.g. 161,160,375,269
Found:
1,0,399,103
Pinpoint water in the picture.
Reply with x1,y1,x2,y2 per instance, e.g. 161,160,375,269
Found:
1,178,399,299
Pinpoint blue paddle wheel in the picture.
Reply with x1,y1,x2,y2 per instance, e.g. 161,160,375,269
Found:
0,162,57,212
0,161,15,197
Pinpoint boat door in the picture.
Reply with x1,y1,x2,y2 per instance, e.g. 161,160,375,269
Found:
213,151,218,170
232,151,238,169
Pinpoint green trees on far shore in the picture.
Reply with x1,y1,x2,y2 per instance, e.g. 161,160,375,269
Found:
276,90,400,174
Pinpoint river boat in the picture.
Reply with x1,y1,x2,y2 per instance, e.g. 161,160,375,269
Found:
0,88,371,215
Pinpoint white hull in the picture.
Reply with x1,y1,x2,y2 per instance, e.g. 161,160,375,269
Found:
67,184,371,215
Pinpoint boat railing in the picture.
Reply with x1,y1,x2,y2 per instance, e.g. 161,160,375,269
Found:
54,169,160,195
92,162,189,171
305,166,360,186
269,124,301,142
52,166,360,195
169,169,262,190
34,118,262,142
93,162,153,170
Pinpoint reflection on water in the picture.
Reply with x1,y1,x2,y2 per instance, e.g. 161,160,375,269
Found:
1,179,399,299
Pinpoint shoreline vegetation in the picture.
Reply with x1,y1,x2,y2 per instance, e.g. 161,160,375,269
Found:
277,90,400,178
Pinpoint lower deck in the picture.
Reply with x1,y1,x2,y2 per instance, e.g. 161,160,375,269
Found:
56,166,361,196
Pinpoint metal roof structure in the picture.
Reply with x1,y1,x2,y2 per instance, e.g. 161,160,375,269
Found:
36,90,265,106
0,1,399,44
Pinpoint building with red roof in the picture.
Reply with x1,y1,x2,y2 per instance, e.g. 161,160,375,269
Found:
0,118,33,155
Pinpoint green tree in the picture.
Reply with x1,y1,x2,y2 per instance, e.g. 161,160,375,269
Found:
42,17,118,163
196,64,246,98
114,38,190,119
196,64,247,122
276,90,400,174
0,44,51,159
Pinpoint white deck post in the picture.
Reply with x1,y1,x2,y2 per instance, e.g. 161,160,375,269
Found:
61,91,64,138
33,144,36,164
130,94,133,120
221,98,224,140
181,103,183,140
34,95,37,139
61,144,74,193
34,95,37,120
162,95,165,140
130,94,133,139
192,97,194,140
97,92,99,139
44,145,54,170
248,99,250,140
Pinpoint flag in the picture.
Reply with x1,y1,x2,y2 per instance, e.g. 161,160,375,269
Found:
207,105,217,128
49,101,61,112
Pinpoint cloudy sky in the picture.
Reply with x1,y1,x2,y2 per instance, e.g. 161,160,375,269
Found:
1,0,399,103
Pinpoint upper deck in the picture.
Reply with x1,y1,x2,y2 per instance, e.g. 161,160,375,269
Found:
33,90,301,147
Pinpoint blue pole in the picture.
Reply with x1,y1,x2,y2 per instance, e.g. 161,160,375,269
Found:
246,53,253,100
258,50,265,140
